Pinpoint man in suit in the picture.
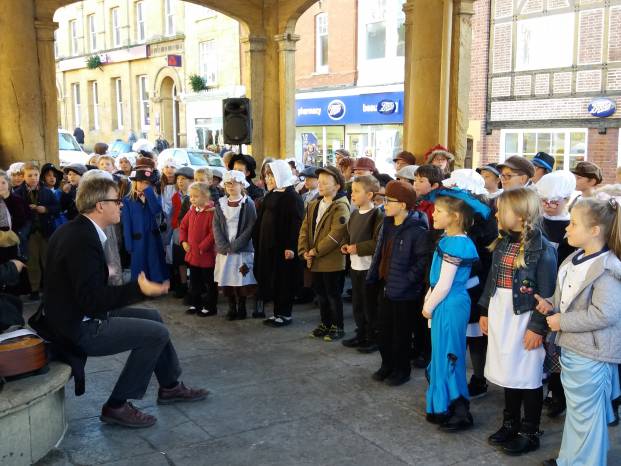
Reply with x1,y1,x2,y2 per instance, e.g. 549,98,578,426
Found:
43,177,207,428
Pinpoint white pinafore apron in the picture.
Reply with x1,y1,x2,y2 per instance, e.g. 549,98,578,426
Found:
485,288,545,389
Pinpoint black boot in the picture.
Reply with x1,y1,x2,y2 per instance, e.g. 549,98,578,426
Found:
440,397,474,432
236,297,247,320
252,299,265,318
226,297,237,321
488,410,520,446
501,421,541,456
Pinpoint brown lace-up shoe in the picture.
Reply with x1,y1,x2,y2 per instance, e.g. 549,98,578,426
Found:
100,402,157,428
157,382,209,405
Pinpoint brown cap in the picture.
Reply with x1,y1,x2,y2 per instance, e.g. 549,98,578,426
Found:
570,161,603,184
354,156,376,172
316,165,346,191
393,150,417,166
497,156,535,179
135,157,156,170
385,180,417,210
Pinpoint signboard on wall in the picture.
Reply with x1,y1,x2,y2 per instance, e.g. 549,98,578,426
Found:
296,92,404,126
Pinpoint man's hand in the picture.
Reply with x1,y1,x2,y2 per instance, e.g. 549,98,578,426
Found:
182,242,190,252
284,250,295,260
340,244,349,255
138,272,170,297
10,259,26,273
534,294,553,315
546,314,561,332
523,329,543,351
479,316,488,335
346,244,357,255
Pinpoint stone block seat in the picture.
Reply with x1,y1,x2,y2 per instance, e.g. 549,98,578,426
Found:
0,362,71,466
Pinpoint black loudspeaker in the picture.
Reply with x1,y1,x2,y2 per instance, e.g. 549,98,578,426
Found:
223,98,252,145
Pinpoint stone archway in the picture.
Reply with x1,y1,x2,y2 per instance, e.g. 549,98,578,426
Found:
158,77,178,148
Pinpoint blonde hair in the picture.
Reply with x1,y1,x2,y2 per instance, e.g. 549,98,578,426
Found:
435,196,474,233
188,181,211,198
97,155,114,165
22,162,40,173
194,168,213,183
352,175,380,194
490,188,542,268
574,197,621,259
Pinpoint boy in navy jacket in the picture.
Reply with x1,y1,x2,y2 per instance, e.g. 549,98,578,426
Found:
367,181,430,387
14,162,60,300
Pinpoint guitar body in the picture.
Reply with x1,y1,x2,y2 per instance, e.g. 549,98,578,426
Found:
0,335,47,377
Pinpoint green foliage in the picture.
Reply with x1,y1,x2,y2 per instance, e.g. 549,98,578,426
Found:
86,55,103,70
189,74,207,92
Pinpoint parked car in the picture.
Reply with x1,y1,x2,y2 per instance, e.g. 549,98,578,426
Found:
158,148,224,171
58,129,89,166
108,139,133,157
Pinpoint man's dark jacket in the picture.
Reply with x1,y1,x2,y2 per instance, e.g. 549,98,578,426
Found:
43,215,144,344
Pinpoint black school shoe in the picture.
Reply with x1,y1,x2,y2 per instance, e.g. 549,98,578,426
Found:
439,398,474,432
372,366,392,382
488,412,520,446
269,316,292,327
323,325,345,342
186,306,198,315
310,323,329,338
384,370,410,387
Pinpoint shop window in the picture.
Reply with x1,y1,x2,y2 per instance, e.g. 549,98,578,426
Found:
501,129,587,170
138,75,150,130
297,126,345,167
199,40,218,86
365,0,387,59
54,30,59,58
396,4,405,57
315,13,328,73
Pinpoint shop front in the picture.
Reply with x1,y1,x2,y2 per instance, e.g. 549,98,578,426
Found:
295,90,403,174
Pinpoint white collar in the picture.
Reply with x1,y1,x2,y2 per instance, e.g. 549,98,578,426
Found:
84,215,107,245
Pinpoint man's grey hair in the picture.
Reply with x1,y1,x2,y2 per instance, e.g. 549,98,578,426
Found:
77,178,119,214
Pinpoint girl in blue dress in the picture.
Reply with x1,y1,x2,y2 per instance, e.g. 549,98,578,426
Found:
122,168,169,283
423,188,491,431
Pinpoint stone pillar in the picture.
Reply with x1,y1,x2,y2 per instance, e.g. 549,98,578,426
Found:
240,34,268,162
448,0,475,168
0,0,46,166
402,0,450,162
274,33,300,159
35,20,60,165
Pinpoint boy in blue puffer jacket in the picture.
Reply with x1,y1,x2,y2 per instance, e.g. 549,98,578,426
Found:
367,180,431,387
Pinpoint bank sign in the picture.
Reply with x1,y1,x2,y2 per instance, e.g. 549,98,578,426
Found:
296,92,404,126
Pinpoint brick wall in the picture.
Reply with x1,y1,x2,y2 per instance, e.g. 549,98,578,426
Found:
588,128,619,185
294,0,357,90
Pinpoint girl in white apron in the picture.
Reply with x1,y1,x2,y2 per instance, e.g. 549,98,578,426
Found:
478,188,557,456
213,170,258,320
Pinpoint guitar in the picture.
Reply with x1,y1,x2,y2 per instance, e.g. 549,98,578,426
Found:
0,334,47,378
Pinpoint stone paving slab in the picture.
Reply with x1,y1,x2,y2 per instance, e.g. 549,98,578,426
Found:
36,296,621,466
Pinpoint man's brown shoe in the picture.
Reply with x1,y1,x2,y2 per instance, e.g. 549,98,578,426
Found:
100,402,157,428
157,382,209,405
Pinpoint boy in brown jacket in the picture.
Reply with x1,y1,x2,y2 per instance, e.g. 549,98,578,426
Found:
298,166,350,341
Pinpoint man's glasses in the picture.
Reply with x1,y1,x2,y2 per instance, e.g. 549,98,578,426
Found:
99,198,122,206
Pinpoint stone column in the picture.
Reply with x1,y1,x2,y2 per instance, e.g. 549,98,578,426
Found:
0,0,46,166
448,0,475,168
274,33,300,159
35,20,60,165
240,34,268,162
402,0,449,162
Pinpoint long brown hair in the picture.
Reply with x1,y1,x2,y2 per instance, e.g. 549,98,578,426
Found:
489,188,542,268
